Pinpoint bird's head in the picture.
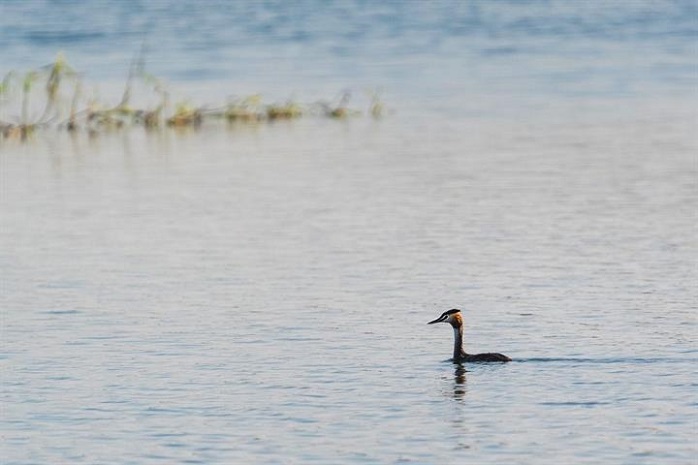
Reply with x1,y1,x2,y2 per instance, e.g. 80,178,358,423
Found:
427,309,463,328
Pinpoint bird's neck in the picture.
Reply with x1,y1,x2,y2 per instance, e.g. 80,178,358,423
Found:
453,324,467,361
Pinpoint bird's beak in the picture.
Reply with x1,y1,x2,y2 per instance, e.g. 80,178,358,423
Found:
427,314,447,325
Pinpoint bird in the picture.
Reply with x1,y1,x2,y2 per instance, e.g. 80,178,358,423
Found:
428,309,511,362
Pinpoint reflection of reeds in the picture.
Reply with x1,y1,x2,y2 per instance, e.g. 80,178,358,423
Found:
1,54,387,142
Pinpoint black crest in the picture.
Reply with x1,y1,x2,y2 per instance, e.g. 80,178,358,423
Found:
427,308,462,325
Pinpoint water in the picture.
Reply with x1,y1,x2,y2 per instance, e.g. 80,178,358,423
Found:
1,1,697,464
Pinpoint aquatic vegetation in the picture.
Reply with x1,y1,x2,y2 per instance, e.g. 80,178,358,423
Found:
0,54,387,141
166,101,202,128
366,88,385,118
40,53,77,122
317,91,358,119
266,99,303,120
223,95,264,122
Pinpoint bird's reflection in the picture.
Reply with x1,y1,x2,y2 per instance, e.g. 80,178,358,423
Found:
452,363,467,401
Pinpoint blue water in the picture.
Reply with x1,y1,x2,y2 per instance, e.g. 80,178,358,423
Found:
2,2,697,464
2,0,696,114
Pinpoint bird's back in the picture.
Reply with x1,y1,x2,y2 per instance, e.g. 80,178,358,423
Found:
462,352,511,363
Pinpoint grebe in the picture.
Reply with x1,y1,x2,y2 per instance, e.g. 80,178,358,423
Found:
428,309,511,362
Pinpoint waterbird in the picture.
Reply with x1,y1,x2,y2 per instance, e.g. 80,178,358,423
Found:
428,309,511,362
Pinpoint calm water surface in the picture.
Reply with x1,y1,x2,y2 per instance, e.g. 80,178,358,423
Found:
2,1,697,464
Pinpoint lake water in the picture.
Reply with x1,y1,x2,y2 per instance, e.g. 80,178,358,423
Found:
1,1,697,464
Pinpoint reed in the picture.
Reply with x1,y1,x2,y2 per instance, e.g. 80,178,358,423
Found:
166,102,202,128
266,99,303,120
0,53,386,141
223,95,264,122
